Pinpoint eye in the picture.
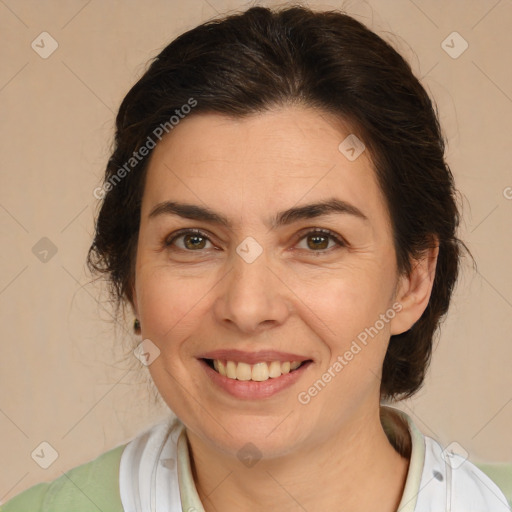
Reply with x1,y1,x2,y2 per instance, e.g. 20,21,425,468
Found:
295,228,346,252
164,229,214,251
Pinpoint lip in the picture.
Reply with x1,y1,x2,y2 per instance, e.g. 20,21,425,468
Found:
199,358,313,400
197,349,311,365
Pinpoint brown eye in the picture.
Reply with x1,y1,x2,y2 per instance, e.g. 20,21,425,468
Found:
307,233,329,250
296,229,345,252
165,229,213,251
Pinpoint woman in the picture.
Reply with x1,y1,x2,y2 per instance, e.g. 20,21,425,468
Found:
2,5,509,512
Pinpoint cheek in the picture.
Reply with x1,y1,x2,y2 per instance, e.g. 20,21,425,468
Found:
295,262,393,338
135,262,189,334
293,266,397,392
135,259,221,359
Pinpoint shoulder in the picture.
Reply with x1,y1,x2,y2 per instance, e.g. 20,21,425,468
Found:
0,444,126,512
474,462,512,509
416,436,511,512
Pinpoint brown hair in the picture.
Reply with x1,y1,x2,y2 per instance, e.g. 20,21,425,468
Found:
87,5,467,401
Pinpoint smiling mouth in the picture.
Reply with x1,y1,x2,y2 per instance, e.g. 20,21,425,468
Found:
202,358,311,381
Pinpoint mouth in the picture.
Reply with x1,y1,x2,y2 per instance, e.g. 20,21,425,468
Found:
201,358,312,382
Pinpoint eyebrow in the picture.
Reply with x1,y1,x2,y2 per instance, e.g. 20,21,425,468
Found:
148,197,368,229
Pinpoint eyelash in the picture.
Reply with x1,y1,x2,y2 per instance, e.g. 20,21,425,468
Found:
163,228,346,254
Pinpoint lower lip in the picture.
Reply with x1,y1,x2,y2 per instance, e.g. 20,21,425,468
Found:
199,359,312,400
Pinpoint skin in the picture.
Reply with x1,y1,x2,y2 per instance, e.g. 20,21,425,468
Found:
132,105,438,511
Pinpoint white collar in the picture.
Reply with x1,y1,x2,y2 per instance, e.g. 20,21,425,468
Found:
119,415,203,512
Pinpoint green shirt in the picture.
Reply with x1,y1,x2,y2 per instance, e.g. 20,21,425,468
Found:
1,444,125,511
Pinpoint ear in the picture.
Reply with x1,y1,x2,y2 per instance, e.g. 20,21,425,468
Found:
390,242,439,336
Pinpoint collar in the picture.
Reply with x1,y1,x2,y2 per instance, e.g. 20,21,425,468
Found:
176,425,205,512
385,407,426,511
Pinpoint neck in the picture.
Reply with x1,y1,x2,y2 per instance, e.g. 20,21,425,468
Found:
186,405,410,512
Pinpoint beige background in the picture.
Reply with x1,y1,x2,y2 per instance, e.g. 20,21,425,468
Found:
1,0,511,501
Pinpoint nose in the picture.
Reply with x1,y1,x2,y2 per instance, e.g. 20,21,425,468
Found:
213,243,291,334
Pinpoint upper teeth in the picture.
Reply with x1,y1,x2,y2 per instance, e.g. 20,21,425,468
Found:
212,360,302,381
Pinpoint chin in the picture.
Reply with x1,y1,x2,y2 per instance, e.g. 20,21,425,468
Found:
186,412,310,460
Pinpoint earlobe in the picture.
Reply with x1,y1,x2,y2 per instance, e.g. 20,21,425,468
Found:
390,243,439,336
131,288,141,335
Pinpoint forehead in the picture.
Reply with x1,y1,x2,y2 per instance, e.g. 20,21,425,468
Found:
141,106,389,230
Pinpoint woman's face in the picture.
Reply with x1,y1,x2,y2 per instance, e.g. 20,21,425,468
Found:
133,106,414,459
